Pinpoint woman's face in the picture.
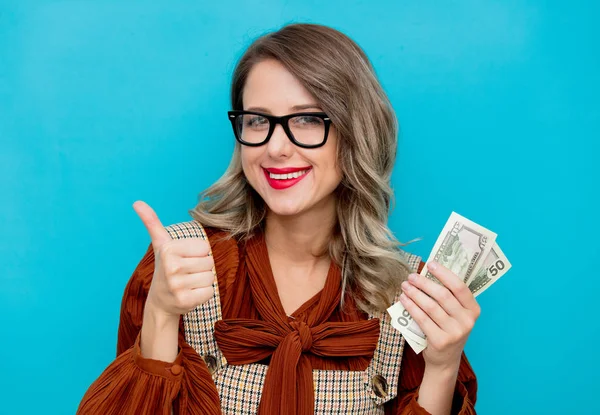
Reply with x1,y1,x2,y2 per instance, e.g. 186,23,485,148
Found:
240,59,343,218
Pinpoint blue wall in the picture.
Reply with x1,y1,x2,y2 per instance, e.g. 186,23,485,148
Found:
1,1,598,413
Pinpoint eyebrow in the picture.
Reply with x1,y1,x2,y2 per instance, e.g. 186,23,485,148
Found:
245,104,323,113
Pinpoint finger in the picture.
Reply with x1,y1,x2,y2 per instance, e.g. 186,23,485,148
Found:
170,271,215,291
399,292,444,340
407,273,464,318
180,285,215,308
426,262,478,311
133,201,172,250
401,281,453,331
164,238,212,258
178,256,215,274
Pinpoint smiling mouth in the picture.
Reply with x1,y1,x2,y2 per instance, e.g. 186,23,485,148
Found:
262,167,311,190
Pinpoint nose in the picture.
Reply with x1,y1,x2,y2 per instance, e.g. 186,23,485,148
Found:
266,123,294,159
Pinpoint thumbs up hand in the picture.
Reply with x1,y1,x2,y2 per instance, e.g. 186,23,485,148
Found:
133,201,215,318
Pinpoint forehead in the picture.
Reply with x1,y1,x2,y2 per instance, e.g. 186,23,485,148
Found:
243,59,319,113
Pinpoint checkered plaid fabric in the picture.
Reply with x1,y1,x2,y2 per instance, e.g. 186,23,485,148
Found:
166,220,422,414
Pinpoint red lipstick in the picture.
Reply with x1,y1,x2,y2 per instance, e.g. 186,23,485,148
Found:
264,167,310,174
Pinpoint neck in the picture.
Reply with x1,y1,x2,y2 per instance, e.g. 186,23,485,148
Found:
264,203,337,266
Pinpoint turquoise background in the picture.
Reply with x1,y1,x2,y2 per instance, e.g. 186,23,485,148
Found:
1,1,598,414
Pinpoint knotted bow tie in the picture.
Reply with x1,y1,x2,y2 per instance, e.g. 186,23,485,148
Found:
213,232,380,415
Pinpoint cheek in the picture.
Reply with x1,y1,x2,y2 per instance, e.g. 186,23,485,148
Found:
331,165,343,190
324,154,342,183
240,148,259,177
325,137,343,185
240,148,269,195
240,147,250,166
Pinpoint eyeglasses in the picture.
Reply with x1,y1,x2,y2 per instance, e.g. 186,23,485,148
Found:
227,110,332,149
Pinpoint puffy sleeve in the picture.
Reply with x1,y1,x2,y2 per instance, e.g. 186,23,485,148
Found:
77,242,221,415
387,346,477,415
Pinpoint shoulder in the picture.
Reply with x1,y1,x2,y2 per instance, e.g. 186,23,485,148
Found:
398,248,425,274
162,220,238,254
162,219,211,241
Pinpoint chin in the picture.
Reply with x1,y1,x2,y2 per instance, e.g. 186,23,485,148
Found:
265,200,307,217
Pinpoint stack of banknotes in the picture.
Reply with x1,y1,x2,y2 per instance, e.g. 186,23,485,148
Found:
387,212,512,354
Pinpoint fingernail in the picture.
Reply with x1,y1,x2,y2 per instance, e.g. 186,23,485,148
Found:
400,293,408,302
428,261,438,271
401,281,410,290
408,273,418,282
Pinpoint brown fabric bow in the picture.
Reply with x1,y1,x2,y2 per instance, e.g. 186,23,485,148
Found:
214,231,380,415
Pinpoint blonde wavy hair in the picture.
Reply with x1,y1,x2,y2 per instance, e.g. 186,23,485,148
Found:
189,23,413,314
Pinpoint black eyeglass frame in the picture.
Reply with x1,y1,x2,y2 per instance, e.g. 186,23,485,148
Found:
227,110,332,149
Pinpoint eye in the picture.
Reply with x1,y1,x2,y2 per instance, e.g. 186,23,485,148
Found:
245,115,269,128
291,115,324,127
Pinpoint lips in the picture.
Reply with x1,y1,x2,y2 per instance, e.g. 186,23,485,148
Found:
264,167,311,174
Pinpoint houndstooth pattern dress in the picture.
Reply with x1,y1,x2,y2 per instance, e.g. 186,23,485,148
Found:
164,220,422,415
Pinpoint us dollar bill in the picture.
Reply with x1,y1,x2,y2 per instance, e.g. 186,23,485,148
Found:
467,243,512,297
420,212,498,283
388,212,505,354
389,302,428,352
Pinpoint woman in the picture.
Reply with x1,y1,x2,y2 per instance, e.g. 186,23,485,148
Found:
78,23,478,415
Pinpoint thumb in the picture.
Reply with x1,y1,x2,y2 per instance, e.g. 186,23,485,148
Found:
132,200,172,250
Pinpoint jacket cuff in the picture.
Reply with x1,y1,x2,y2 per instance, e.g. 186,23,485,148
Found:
132,331,184,380
397,390,432,415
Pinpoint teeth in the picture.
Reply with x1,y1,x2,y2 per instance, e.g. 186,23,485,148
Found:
269,169,309,180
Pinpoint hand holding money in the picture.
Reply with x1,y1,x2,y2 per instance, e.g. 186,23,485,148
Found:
388,212,512,355
398,261,480,370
